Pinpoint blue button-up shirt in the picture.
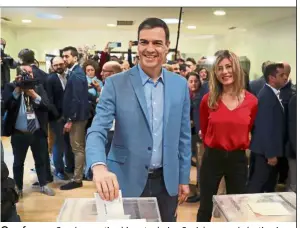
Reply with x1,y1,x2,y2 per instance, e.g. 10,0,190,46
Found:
14,91,41,132
138,65,164,169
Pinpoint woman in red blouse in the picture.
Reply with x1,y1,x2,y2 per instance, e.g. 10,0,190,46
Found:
196,50,258,222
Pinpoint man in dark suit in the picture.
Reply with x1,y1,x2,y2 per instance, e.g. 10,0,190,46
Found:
277,62,296,186
249,61,271,97
247,63,288,193
2,65,55,197
60,46,90,190
18,48,52,184
286,94,296,192
46,56,74,180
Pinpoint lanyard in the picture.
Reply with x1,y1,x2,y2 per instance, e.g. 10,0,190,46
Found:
24,95,33,112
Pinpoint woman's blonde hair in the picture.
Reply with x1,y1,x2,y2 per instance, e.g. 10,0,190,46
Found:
208,50,245,109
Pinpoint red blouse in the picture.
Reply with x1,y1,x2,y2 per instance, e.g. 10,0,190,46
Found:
199,91,258,151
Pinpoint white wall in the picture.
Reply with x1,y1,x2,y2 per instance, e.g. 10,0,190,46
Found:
1,15,296,82
1,24,19,78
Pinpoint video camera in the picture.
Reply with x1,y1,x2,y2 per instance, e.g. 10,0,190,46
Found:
14,70,39,90
0,49,14,65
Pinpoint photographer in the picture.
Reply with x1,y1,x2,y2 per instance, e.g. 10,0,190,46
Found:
18,48,48,89
1,38,18,92
2,65,55,197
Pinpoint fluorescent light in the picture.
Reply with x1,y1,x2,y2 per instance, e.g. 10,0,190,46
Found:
21,19,32,23
36,13,63,20
107,24,117,27
187,25,196,30
214,10,226,16
162,18,183,24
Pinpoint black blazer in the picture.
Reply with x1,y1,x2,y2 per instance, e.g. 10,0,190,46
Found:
46,73,65,122
250,76,265,97
63,64,90,121
31,65,48,89
250,84,286,158
2,82,50,137
287,94,296,158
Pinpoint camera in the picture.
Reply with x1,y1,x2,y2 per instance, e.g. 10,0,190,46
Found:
15,71,39,89
1,48,14,65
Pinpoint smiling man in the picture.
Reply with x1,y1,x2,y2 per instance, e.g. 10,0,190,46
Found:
86,18,191,222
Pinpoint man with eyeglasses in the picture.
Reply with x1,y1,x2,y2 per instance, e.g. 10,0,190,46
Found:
101,61,122,83
46,56,74,180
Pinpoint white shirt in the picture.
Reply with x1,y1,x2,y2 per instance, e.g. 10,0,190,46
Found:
57,73,67,90
266,84,284,109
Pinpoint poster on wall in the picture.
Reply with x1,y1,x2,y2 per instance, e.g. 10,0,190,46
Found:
45,54,57,73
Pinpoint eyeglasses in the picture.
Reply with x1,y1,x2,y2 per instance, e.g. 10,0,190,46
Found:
102,70,114,73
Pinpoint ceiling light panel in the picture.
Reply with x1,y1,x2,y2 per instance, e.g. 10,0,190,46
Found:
214,10,226,16
162,18,183,24
187,25,196,29
22,19,32,23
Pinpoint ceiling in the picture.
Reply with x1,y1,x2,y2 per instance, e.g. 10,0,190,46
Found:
1,7,296,35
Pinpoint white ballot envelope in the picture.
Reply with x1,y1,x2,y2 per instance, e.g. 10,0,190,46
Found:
94,190,126,220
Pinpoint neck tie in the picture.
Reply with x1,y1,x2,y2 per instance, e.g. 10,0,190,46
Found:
25,95,37,133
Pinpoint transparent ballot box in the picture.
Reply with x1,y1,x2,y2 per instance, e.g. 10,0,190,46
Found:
57,197,161,222
213,192,296,222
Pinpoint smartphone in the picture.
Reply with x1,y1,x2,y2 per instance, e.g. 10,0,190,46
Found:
108,42,122,48
132,41,138,46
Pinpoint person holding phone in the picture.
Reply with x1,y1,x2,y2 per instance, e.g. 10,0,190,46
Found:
83,60,103,98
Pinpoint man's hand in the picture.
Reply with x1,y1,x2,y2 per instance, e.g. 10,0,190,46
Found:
0,57,2,65
178,184,190,205
24,89,38,99
63,122,73,133
267,157,278,166
93,164,120,201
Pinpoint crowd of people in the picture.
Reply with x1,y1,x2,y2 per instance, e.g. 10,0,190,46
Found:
1,17,296,222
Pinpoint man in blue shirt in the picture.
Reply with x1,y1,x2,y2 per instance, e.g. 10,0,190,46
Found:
2,65,55,197
86,18,191,222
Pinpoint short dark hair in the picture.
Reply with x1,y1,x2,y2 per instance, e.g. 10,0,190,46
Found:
179,64,188,72
186,57,196,65
62,46,78,58
264,62,284,83
138,18,170,42
18,49,35,65
261,60,272,74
